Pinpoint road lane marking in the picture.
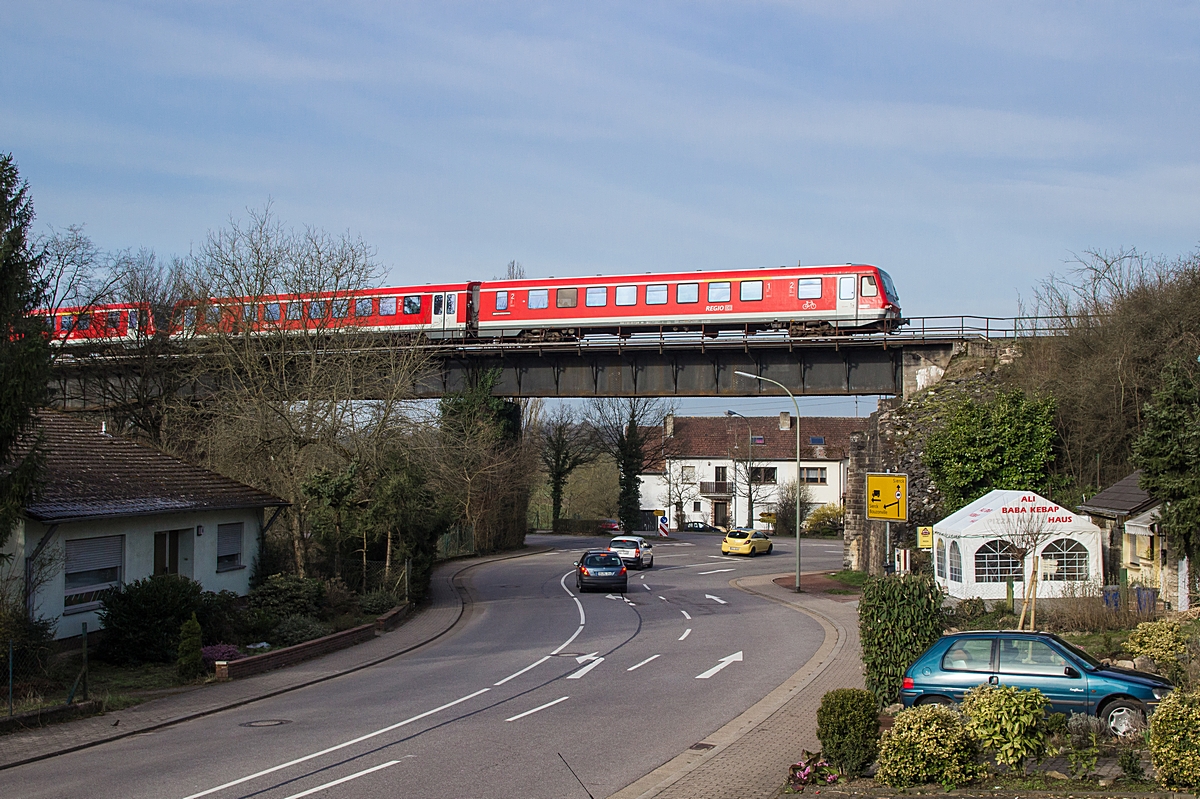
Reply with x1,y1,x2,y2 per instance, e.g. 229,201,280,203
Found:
559,572,586,625
495,656,551,686
705,594,728,604
280,761,400,799
567,657,605,679
680,610,691,619
678,628,691,641
506,696,570,722
706,555,739,561
181,689,490,799
643,584,651,591
575,652,601,663
551,625,584,655
627,655,660,671
658,596,666,601
698,569,735,575
696,651,744,679
638,574,646,579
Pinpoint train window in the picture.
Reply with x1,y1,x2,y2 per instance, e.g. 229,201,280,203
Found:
242,305,255,321
739,281,763,302
309,301,327,319
379,297,398,316
447,294,456,315
708,282,731,303
556,288,578,308
797,278,822,299
403,296,422,315
861,275,878,297
646,284,669,305
356,298,373,317
585,287,607,307
675,283,698,304
433,295,444,315
615,285,637,306
838,276,855,300
128,310,139,330
183,308,197,329
495,291,509,311
264,303,281,322
76,314,91,330
105,311,121,329
45,316,54,330
528,289,549,309
206,306,221,326
332,300,349,318
286,302,302,321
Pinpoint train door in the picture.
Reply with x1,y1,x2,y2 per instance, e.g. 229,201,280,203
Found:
431,292,446,338
836,275,858,326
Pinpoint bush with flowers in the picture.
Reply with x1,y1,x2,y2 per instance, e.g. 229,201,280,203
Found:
788,750,840,792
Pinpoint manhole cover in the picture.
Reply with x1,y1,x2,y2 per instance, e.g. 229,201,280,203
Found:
689,742,715,751
240,719,291,728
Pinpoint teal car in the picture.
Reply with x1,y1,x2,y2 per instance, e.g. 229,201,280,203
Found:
900,631,1172,735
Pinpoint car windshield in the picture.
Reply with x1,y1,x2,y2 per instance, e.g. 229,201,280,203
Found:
1049,634,1102,670
583,554,622,567
727,531,750,539
610,539,638,548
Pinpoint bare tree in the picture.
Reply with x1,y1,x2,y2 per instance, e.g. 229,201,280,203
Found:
994,509,1055,630
538,405,598,526
586,397,674,533
662,459,700,531
775,479,815,537
504,260,526,280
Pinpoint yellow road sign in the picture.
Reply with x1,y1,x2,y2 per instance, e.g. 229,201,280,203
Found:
866,473,908,521
918,526,933,549
758,512,776,523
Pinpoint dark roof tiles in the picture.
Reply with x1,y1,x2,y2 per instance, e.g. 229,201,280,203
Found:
658,415,867,461
1079,471,1156,517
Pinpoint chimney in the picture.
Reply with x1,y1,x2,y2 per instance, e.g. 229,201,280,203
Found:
664,412,674,437
779,411,792,431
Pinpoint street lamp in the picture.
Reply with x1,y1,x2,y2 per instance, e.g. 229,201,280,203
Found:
725,410,754,527
734,370,803,591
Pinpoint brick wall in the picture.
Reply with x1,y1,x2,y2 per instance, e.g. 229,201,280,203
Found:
215,623,376,680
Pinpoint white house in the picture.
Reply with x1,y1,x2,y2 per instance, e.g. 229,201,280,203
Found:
932,489,1104,601
639,412,867,531
2,412,288,639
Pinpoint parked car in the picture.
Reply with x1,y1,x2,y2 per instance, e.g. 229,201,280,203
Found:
597,519,621,534
721,529,773,556
608,536,654,569
682,521,726,534
574,550,628,593
900,630,1173,735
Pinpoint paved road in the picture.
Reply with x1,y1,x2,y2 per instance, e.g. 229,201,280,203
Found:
2,533,846,799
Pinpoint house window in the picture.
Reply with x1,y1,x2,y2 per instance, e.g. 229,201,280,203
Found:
681,466,696,482
379,297,398,316
936,539,946,578
751,467,777,484
676,283,699,304
528,289,549,309
1040,538,1089,581
740,280,763,301
949,541,963,582
797,278,822,299
556,288,578,308
646,284,669,305
403,296,422,315
64,536,124,613
585,287,607,307
217,523,244,571
356,298,373,317
708,282,731,303
495,291,509,311
809,436,825,445
693,501,701,512
975,539,1024,583
615,285,637,306
802,468,827,484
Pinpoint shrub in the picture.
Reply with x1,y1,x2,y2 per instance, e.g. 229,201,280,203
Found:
875,703,983,789
788,750,840,789
0,602,55,681
816,688,880,778
360,589,401,616
859,574,946,707
1118,746,1146,782
1044,711,1068,737
1066,712,1101,778
953,597,987,624
321,577,359,619
177,613,205,680
200,644,245,670
196,590,248,646
249,573,325,619
961,684,1050,771
98,574,205,664
804,503,845,537
271,615,332,647
1125,619,1190,686
1149,689,1200,789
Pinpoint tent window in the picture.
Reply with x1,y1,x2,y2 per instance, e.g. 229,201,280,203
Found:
936,539,947,578
975,539,1024,583
949,541,963,582
1041,538,1088,581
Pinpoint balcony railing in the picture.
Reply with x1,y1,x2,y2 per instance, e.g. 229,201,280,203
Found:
699,481,732,496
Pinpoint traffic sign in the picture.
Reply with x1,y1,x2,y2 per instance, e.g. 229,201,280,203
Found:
758,512,776,523
866,473,908,521
917,526,933,549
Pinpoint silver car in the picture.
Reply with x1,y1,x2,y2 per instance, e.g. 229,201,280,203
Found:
609,536,654,569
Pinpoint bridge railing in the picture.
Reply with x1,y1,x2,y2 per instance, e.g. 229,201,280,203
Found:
892,315,1075,341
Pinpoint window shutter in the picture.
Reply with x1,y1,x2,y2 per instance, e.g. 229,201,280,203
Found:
217,523,243,558
65,536,124,573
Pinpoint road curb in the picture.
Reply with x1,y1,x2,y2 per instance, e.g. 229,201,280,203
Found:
605,571,849,799
0,545,554,772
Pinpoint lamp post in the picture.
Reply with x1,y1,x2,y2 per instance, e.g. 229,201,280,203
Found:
735,370,802,591
725,410,754,527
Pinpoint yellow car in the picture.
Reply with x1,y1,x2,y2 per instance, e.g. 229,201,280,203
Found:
720,529,773,556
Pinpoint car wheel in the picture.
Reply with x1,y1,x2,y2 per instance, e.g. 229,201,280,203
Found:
767,544,773,554
646,555,653,568
748,547,757,557
915,695,954,706
1101,699,1146,737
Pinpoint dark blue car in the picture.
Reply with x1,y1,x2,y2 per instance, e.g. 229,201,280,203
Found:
901,631,1172,735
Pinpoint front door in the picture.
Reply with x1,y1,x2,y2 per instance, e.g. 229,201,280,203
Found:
154,530,179,575
713,502,729,529
997,636,1089,715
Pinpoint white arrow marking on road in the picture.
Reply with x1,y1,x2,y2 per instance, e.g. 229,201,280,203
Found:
679,628,691,641
627,654,660,671
696,651,744,679
575,652,600,664
605,594,621,600
705,594,728,604
506,696,570,722
698,569,735,575
568,657,605,679
681,610,691,619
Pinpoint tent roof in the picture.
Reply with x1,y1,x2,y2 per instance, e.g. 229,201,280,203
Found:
934,489,1101,539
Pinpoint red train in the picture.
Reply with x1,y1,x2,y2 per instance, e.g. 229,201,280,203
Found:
45,263,902,344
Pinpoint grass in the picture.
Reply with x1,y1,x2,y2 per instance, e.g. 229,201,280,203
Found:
827,570,868,588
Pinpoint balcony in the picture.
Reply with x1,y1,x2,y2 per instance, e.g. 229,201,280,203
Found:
699,481,732,497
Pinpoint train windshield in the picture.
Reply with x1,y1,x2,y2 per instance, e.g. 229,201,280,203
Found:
878,270,900,304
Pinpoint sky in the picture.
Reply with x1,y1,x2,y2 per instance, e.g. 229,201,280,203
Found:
5,2,1199,418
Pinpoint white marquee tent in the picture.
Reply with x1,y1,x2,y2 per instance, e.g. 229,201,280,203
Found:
932,489,1104,601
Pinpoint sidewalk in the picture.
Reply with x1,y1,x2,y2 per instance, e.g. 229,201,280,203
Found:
610,571,864,799
0,547,550,771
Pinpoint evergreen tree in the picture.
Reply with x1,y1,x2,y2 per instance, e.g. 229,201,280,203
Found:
0,154,50,554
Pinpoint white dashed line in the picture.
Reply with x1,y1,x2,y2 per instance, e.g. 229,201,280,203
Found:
280,761,401,799
680,610,691,620
506,696,570,722
679,628,692,641
627,655,661,671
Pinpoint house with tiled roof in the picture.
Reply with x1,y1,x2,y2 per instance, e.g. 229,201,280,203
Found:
3,412,287,639
639,413,867,531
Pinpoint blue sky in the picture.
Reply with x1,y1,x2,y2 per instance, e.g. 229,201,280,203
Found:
5,2,1198,416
